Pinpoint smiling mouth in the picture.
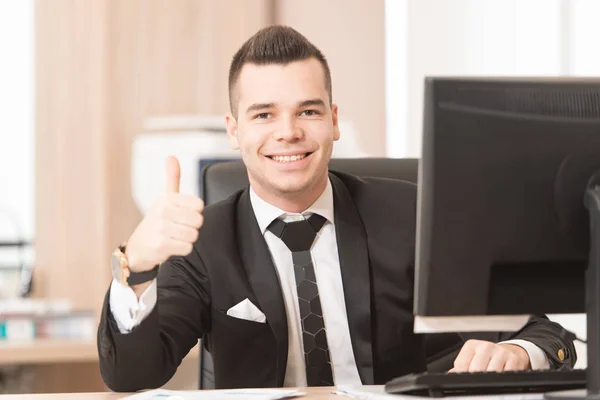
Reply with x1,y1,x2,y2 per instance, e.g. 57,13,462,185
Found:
267,152,313,163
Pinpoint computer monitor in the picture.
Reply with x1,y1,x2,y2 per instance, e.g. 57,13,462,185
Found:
412,77,600,398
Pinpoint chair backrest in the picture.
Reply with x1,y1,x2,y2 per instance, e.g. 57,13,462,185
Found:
196,157,459,388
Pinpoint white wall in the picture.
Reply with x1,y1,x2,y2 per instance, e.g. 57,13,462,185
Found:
568,0,600,76
0,1,35,294
385,0,600,369
385,0,600,158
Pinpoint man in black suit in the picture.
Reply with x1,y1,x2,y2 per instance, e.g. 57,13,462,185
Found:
98,25,576,392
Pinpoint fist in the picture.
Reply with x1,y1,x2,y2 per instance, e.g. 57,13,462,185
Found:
450,340,531,373
125,156,204,272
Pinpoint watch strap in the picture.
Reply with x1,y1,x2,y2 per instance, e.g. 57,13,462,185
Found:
127,264,159,286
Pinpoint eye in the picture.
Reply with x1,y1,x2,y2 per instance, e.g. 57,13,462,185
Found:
254,112,271,120
300,109,320,117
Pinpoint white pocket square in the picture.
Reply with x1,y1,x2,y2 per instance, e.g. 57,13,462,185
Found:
226,298,267,323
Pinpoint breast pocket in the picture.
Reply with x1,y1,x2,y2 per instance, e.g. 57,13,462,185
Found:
211,306,270,337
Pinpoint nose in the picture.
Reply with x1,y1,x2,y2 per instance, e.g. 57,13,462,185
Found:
273,114,303,142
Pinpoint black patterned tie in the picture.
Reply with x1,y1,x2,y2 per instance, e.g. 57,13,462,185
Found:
267,213,334,386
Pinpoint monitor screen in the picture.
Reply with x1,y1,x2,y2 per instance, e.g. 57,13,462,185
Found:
414,77,600,333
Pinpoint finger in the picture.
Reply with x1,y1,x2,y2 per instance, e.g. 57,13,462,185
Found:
452,342,477,372
486,351,509,372
166,207,203,229
172,194,204,212
164,222,199,243
504,355,525,371
166,239,194,257
165,156,181,193
467,348,493,372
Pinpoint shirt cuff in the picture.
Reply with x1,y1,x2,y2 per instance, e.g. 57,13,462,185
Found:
109,278,157,333
499,339,550,370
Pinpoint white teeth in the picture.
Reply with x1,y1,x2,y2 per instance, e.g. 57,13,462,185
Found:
271,153,307,163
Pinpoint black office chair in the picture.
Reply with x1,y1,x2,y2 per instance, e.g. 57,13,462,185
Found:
196,157,461,388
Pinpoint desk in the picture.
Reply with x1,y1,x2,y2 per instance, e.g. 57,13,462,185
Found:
0,387,345,399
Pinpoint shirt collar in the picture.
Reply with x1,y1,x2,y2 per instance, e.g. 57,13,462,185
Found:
249,178,335,235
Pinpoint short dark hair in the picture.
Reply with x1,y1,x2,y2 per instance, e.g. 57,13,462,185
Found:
228,25,332,118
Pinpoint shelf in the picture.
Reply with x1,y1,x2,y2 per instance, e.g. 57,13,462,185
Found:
0,338,98,365
0,338,199,366
0,241,29,247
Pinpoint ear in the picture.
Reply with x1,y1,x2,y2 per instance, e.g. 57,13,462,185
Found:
225,113,240,150
332,103,340,141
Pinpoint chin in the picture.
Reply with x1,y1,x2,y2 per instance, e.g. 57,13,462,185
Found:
273,179,312,195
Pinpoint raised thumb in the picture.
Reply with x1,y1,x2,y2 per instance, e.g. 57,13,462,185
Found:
165,155,181,193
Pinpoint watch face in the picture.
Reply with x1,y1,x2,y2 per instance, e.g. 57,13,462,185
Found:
111,252,125,284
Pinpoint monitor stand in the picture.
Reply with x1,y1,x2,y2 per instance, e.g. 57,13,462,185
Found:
545,185,600,400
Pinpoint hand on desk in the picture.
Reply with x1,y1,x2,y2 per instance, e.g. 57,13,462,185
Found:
450,339,531,373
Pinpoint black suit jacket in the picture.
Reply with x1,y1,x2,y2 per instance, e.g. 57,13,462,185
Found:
98,171,577,392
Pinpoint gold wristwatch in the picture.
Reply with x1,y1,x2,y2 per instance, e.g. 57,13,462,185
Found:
111,243,159,286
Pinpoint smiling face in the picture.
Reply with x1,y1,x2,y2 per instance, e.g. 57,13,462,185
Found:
225,57,340,212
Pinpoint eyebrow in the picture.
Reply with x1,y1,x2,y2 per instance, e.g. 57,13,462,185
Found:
298,99,326,108
245,98,327,115
246,103,275,114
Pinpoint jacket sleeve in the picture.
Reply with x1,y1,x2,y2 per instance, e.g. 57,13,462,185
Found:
460,315,578,369
97,246,211,392
425,315,577,372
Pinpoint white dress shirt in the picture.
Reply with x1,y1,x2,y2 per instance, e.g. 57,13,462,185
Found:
109,179,549,386
246,179,362,386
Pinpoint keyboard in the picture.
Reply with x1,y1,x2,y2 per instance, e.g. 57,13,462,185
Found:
384,369,587,397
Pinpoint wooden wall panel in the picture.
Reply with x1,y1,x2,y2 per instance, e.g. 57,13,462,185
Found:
34,0,110,312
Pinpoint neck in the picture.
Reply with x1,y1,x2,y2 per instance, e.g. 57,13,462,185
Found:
252,172,329,213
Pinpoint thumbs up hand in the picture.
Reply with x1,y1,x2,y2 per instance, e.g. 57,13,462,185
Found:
125,156,205,276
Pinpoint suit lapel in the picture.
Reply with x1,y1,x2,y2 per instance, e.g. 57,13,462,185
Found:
237,189,288,386
330,173,374,384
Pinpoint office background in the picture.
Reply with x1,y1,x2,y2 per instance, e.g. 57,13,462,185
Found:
1,0,599,394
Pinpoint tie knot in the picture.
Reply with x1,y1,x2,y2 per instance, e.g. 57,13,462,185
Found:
267,213,327,252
